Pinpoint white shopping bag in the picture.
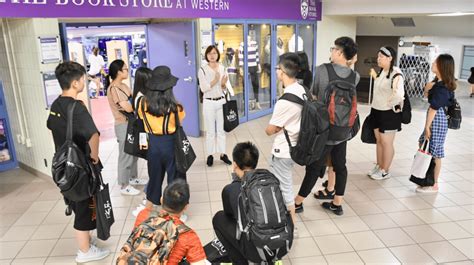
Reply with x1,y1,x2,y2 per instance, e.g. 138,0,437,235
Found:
410,140,432,179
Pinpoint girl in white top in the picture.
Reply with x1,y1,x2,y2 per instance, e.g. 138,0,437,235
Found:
87,47,105,98
368,46,405,180
198,45,234,167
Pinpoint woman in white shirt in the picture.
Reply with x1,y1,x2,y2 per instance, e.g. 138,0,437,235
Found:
368,46,405,180
198,45,233,167
87,47,105,98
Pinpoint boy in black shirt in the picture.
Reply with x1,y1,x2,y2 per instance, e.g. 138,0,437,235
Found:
47,61,110,263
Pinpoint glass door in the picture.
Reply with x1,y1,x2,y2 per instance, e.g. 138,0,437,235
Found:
247,23,272,117
298,24,315,72
214,23,246,120
276,23,296,97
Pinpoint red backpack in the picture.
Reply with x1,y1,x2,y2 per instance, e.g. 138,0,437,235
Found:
323,63,358,141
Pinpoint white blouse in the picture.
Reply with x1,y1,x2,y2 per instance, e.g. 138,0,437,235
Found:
371,66,405,111
198,63,234,99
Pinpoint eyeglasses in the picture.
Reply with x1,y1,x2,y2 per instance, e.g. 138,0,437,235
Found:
330,47,341,52
122,68,129,71
275,66,286,74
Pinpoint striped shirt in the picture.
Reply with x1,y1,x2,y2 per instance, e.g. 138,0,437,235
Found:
239,40,260,67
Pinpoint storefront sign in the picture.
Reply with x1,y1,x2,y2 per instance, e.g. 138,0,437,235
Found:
38,36,62,64
42,72,62,107
0,0,321,20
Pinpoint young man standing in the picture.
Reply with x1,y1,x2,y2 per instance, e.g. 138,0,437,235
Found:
294,36,359,216
265,53,306,225
47,61,110,263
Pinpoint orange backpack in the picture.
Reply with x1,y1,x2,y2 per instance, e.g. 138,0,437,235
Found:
117,211,190,265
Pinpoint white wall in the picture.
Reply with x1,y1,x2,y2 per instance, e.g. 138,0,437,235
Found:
0,18,59,176
399,36,474,79
316,15,357,65
357,16,474,38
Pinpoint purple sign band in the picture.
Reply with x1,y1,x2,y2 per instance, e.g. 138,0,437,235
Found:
1,0,321,21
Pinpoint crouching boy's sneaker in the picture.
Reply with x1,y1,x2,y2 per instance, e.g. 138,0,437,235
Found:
75,245,110,263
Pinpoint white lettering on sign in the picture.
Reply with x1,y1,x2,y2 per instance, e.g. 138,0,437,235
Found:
72,0,84,5
191,0,230,11
89,0,100,6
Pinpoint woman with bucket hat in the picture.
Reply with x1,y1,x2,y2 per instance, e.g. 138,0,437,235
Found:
138,66,186,210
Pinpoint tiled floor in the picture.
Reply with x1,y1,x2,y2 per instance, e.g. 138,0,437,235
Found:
0,82,473,264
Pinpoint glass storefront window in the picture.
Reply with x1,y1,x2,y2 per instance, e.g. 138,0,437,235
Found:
214,24,245,118
276,24,295,97
248,23,271,113
298,24,314,71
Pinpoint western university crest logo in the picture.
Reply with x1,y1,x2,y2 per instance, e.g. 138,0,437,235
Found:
226,109,237,122
301,0,309,19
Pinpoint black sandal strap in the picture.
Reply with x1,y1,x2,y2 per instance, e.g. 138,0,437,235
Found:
314,187,335,199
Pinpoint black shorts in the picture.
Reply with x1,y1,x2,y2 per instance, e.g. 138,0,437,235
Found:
371,108,402,133
70,197,96,231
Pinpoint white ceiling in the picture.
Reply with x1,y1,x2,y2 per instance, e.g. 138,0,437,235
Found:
321,0,473,16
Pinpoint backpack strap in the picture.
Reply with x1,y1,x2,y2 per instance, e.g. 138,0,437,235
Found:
324,63,356,84
279,93,305,106
391,73,403,90
66,102,77,141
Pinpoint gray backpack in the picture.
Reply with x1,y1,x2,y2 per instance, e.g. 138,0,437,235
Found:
237,169,293,262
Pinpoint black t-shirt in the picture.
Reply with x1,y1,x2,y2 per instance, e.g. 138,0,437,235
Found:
47,96,99,155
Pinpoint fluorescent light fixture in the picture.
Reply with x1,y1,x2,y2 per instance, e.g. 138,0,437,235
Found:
429,12,474,17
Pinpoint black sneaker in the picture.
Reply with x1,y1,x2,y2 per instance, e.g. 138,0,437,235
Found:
220,154,232,165
321,202,344,216
207,155,213,167
295,203,304,213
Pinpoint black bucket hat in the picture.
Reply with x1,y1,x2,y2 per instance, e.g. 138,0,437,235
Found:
148,66,178,91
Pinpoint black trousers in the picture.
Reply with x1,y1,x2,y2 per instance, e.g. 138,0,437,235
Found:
212,211,263,264
248,66,260,102
298,141,348,197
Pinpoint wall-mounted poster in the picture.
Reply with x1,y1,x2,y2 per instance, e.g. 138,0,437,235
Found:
42,72,62,107
38,36,61,64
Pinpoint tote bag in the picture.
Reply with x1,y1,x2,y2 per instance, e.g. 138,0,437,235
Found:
174,111,196,173
410,140,432,179
123,97,147,159
223,94,239,132
93,164,114,240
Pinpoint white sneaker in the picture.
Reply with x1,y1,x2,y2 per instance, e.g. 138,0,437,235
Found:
129,178,148,185
180,213,188,222
120,185,141,196
132,205,146,217
75,245,110,263
370,169,391,180
367,164,380,176
255,102,262,110
416,186,439,193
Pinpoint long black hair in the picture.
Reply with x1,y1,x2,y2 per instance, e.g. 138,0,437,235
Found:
144,88,181,117
104,59,125,89
132,67,152,108
377,46,397,79
296,51,313,88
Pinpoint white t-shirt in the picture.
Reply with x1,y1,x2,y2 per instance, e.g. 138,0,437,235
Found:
269,82,306,158
88,54,105,76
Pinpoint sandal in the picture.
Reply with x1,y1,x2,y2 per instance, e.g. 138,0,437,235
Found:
322,180,328,188
313,187,335,199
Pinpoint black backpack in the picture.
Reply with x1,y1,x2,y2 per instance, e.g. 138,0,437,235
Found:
391,72,411,124
446,97,461,129
280,91,329,166
323,64,358,141
51,102,97,202
237,169,293,262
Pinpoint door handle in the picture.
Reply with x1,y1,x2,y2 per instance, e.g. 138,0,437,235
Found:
183,76,193,82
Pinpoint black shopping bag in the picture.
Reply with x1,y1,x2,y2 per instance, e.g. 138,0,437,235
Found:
223,97,239,132
361,114,376,144
95,172,114,241
174,112,196,173
204,238,231,263
409,158,436,187
123,97,147,159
